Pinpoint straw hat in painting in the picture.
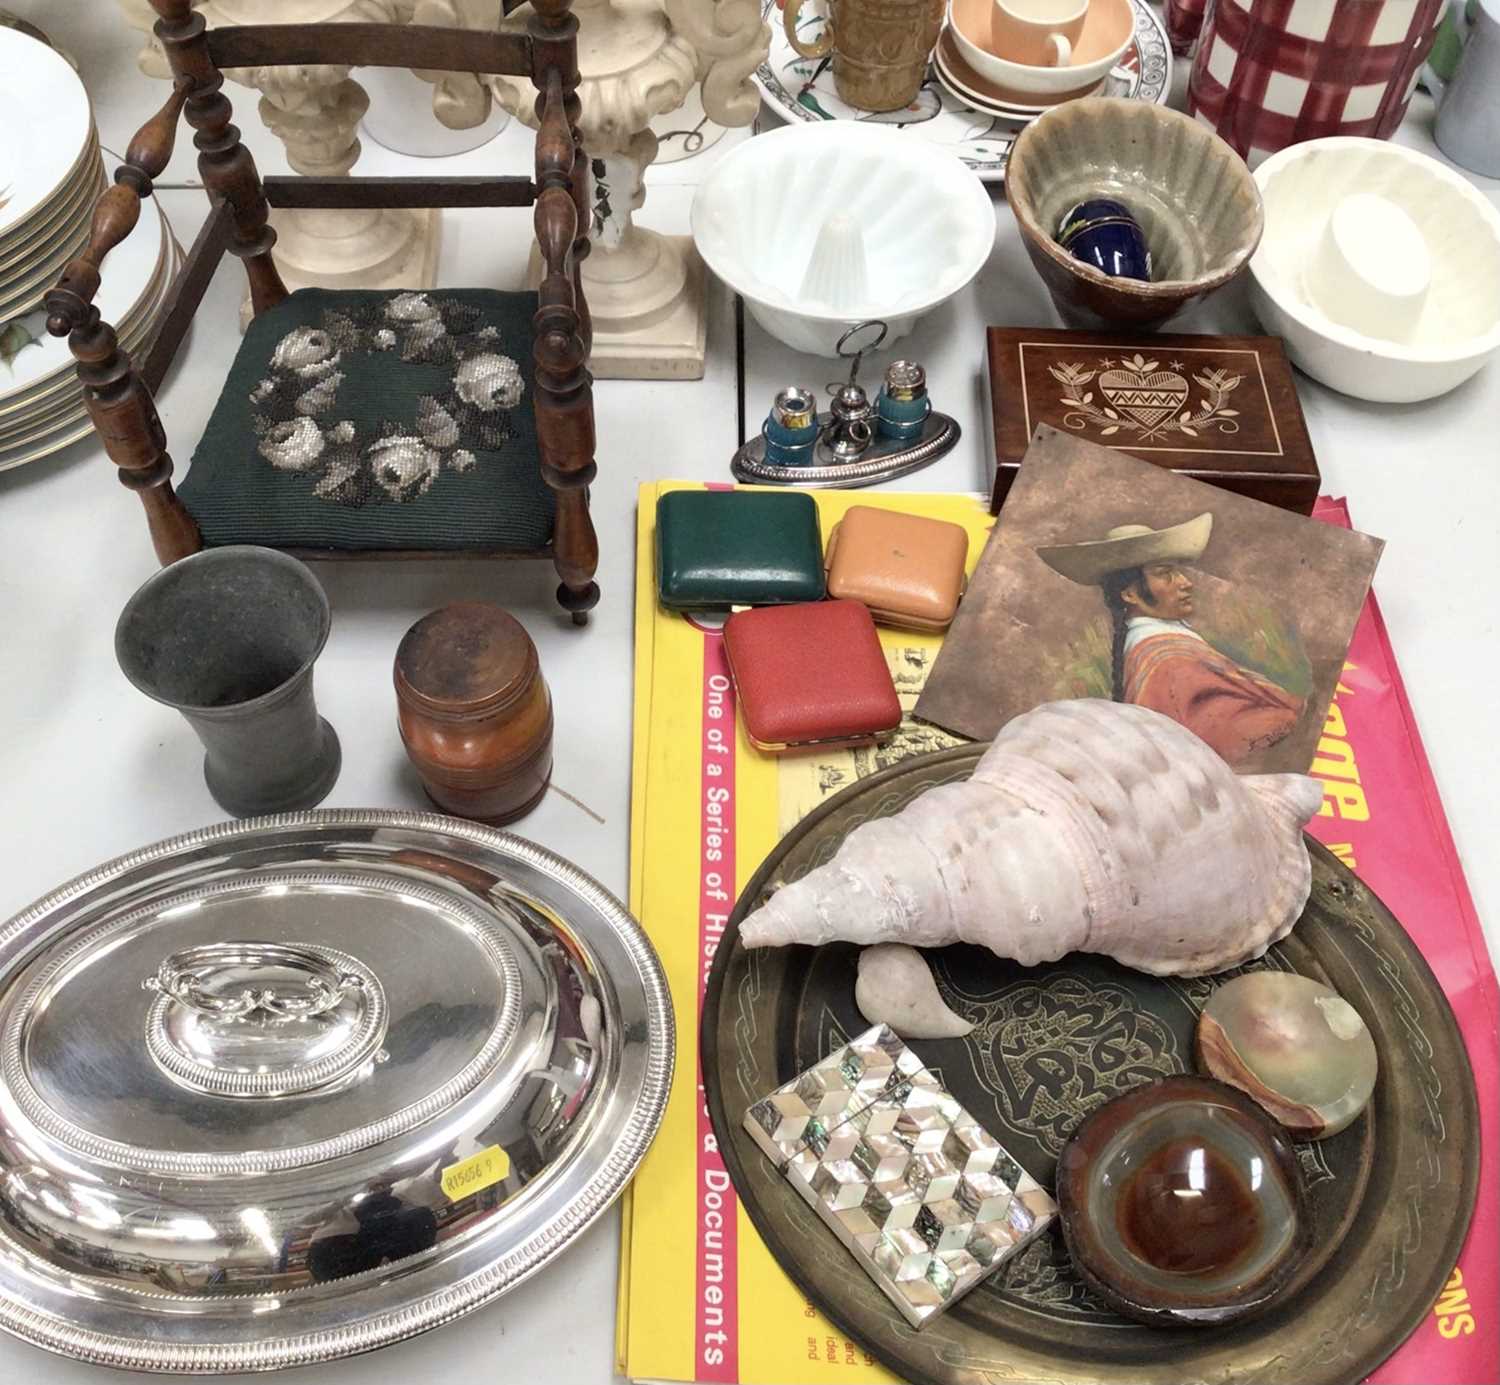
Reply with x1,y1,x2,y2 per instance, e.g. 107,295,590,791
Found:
1036,513,1213,587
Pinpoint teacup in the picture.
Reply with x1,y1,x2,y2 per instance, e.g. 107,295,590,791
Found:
991,0,1089,66
949,0,1134,100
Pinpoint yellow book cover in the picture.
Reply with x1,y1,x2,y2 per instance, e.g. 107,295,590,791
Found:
617,481,994,1385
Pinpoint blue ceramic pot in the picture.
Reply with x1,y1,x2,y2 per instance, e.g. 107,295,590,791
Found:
1056,199,1153,282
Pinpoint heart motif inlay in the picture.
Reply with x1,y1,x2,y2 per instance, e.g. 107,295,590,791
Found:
1098,368,1190,431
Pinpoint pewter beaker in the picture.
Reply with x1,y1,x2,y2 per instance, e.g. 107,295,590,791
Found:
115,547,341,816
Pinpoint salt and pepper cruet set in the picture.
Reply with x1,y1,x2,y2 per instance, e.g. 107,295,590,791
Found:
734,321,962,487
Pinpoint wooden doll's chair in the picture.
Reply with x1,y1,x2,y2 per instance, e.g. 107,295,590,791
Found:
45,0,599,622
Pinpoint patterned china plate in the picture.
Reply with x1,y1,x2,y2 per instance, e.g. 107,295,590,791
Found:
754,0,1171,182
0,212,178,472
0,196,167,410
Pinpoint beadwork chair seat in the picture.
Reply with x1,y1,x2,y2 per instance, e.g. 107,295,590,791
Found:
179,287,555,554
45,2,599,619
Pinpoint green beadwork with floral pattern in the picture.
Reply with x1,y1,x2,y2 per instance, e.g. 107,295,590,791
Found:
179,288,553,554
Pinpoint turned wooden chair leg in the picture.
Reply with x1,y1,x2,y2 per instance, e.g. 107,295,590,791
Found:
532,54,600,624
532,298,601,622
551,485,600,624
75,316,204,565
153,0,288,318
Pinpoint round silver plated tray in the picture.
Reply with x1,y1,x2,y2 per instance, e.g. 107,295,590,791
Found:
0,811,674,1373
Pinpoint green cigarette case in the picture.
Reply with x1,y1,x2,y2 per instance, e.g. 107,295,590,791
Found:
655,490,826,611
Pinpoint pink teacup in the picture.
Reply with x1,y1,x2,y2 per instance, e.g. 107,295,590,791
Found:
990,0,1090,65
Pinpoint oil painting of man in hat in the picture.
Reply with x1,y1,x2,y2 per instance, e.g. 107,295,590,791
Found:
1035,513,1304,765
914,427,1383,776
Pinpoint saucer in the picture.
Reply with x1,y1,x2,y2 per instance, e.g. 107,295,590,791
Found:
934,27,1104,115
949,0,1136,98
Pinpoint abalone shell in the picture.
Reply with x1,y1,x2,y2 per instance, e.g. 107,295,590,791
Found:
1197,972,1378,1139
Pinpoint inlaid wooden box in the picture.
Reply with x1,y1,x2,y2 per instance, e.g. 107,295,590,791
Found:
987,327,1321,515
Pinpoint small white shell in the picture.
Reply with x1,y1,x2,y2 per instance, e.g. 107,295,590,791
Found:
855,945,974,1040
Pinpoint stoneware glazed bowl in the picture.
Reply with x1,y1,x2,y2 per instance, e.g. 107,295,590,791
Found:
1249,137,1500,403
949,0,1136,99
691,122,996,357
1006,98,1264,329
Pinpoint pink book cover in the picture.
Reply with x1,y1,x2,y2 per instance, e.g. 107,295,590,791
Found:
1311,498,1497,1381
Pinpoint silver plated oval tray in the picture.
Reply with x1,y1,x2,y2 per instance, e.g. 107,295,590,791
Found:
0,811,674,1373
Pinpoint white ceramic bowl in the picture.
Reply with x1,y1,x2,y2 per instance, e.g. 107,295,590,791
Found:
1248,138,1500,403
947,0,1135,100
690,123,996,357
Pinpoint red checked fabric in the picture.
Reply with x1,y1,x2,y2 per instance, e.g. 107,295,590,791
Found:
722,600,902,751
1188,0,1445,166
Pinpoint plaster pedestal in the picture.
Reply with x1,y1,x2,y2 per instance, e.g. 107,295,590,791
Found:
533,125,709,379
427,0,766,380
114,0,194,76
262,206,440,326
114,0,442,329
650,83,727,164
527,233,707,379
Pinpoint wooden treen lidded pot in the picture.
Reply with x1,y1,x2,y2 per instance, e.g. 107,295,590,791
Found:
394,603,553,824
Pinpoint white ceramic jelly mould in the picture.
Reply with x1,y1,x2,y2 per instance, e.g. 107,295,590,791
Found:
1249,137,1500,403
690,123,997,357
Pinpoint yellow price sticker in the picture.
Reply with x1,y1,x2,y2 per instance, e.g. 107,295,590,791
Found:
440,1145,511,1202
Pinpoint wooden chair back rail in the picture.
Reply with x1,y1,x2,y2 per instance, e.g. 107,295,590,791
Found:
264,175,537,211
140,199,236,395
44,79,190,328
206,22,531,75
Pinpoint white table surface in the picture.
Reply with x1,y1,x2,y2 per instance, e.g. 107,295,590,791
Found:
1,6,1496,1383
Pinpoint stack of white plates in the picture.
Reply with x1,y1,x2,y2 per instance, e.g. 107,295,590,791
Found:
0,28,104,322
0,27,180,472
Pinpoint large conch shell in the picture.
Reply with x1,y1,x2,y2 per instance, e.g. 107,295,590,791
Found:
740,700,1325,977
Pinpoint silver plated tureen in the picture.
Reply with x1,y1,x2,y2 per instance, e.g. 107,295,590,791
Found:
0,811,673,1372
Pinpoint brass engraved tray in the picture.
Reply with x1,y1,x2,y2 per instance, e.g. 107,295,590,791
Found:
702,745,1478,1385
